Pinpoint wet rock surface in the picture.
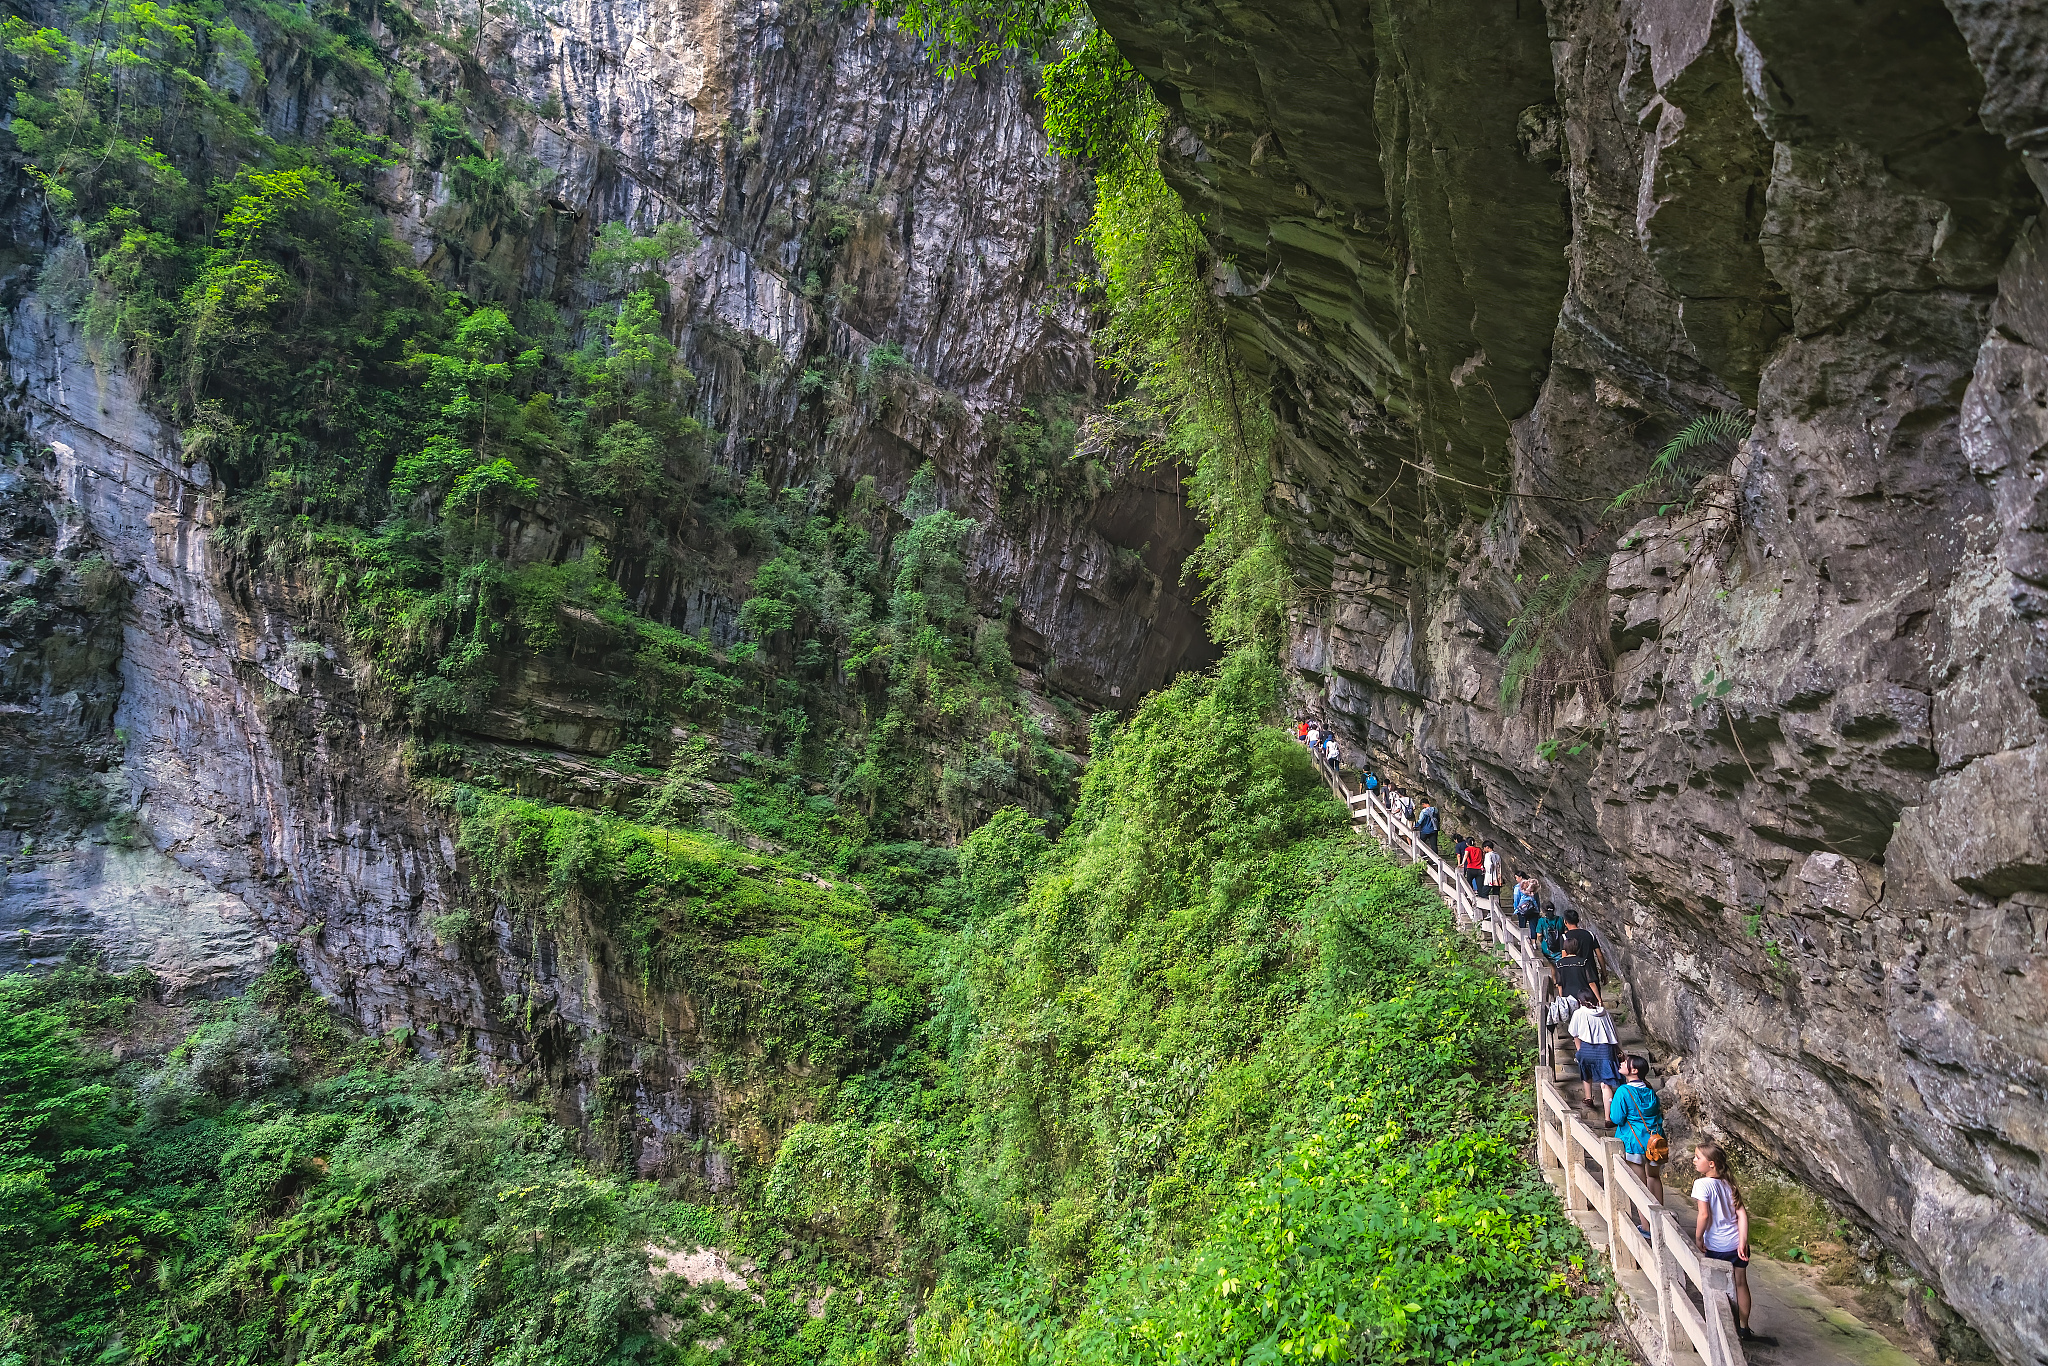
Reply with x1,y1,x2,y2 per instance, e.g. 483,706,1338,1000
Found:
1089,0,2048,1359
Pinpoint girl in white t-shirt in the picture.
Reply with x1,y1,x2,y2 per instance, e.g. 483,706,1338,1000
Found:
1691,1142,1754,1340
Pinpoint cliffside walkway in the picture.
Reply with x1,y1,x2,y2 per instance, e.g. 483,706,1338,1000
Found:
1331,773,1920,1366
1336,778,1745,1366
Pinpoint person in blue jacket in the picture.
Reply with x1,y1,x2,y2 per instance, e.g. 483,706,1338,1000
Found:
1413,800,1440,854
1512,873,1539,935
1611,1053,1667,1233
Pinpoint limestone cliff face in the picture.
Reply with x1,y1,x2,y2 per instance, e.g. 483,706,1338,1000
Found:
0,0,1213,1180
1086,0,2047,1358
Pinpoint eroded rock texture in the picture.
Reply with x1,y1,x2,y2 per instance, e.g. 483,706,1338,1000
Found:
1086,0,2047,1357
0,0,1214,1185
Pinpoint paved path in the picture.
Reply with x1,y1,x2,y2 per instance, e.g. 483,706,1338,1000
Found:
1735,1253,1918,1366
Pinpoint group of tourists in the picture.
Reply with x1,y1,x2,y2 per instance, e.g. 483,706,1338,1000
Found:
1291,713,1758,1341
1543,899,1759,1341
1295,718,1346,783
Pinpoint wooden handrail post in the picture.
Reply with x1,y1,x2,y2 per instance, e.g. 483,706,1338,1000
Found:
1559,1109,1579,1212
1651,1208,1674,1357
1601,1136,1631,1278
1702,1259,1737,1366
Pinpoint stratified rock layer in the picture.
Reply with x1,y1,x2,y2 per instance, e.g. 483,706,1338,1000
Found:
1086,0,2047,1358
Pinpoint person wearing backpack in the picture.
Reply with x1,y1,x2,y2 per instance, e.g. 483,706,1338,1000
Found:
1413,800,1440,854
1363,769,1379,794
1611,1055,1667,1231
1535,906,1567,964
1512,874,1540,935
1692,1142,1756,1340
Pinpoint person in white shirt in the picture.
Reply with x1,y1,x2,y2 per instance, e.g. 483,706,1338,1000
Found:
1566,992,1620,1111
1691,1142,1754,1340
1480,842,1504,907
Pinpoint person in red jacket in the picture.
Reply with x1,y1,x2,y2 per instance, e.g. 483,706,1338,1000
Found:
1462,839,1486,896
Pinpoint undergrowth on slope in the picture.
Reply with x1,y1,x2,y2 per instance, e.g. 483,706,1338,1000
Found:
0,952,731,1365
743,652,1621,1364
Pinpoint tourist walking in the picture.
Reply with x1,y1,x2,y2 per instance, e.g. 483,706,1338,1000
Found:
1552,910,1604,1002
1413,799,1439,854
1481,841,1504,908
1462,839,1486,896
1692,1143,1755,1340
1611,1055,1667,1228
1568,992,1620,1113
1535,904,1567,964
1513,873,1540,935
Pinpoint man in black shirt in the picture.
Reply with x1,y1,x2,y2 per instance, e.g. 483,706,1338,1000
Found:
1553,910,1610,1002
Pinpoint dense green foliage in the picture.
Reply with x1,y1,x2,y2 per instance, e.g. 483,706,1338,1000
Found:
0,953,730,1365
996,393,1114,511
448,788,951,1069
729,654,1619,1365
889,0,1079,74
2,661,1618,1365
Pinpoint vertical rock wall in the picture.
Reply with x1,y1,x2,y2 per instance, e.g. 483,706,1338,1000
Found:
1086,0,2048,1359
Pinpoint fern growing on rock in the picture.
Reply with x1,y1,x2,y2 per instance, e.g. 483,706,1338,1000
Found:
1608,410,1753,518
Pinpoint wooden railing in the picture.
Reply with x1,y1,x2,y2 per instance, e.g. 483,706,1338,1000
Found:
1334,772,1745,1366
1535,1073,1745,1366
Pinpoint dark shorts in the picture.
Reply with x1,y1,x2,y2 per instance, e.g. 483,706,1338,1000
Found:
1702,1244,1750,1269
1575,1041,1620,1083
